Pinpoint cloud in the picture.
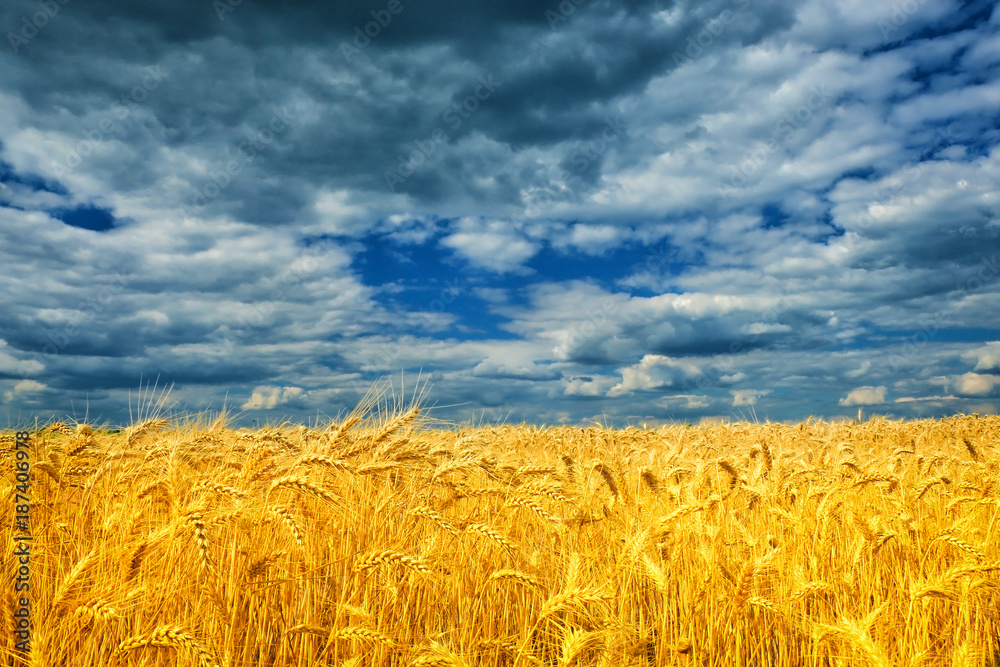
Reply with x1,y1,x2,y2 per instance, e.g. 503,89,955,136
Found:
963,341,1000,371
440,217,539,273
839,385,887,406
660,393,711,410
609,355,703,396
471,355,560,381
731,389,772,406
563,375,618,397
241,386,305,410
953,372,1000,396
559,224,627,256
894,395,959,403
741,322,792,335
3,379,46,403
846,360,872,378
0,340,44,377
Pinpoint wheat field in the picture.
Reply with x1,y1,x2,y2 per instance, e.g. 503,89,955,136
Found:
2,402,999,666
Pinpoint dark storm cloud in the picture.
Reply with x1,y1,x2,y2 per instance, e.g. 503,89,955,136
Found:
1,0,798,217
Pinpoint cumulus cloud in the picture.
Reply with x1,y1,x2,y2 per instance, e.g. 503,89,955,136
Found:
732,389,772,406
660,394,712,410
471,357,560,381
953,372,1000,396
963,341,1000,371
563,375,618,397
609,355,703,396
0,340,44,376
440,218,540,273
3,379,45,403
242,386,306,410
839,386,887,406
559,224,627,256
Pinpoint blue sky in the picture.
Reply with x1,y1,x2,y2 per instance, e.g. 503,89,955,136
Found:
1,0,998,427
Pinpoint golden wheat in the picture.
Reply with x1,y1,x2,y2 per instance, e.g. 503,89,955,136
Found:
7,411,999,667
119,625,220,667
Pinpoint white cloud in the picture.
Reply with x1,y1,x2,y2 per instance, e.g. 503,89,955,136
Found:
742,322,792,335
963,341,1000,371
440,217,539,273
312,189,364,234
732,389,772,406
563,375,618,397
953,373,1000,396
563,224,626,256
242,386,305,410
894,395,959,403
839,385,887,406
3,380,46,403
660,394,711,410
471,357,559,381
609,355,702,396
846,360,872,378
0,340,45,376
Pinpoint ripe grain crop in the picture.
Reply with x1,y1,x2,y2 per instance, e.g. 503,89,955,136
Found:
2,406,999,665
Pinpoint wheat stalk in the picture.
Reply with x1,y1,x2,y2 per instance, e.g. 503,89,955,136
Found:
269,474,339,504
489,569,542,587
538,587,610,621
336,626,395,646
508,496,559,524
124,540,149,581
932,533,985,561
591,462,621,500
74,597,119,623
124,417,170,447
245,551,287,581
558,629,602,667
354,549,432,575
296,454,355,473
408,505,461,535
185,511,213,571
465,523,518,553
118,626,220,667
270,507,306,550
53,549,96,614
852,473,900,492
328,415,362,444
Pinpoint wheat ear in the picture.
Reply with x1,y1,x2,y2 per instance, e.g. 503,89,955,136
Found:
354,549,432,575
118,626,220,667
